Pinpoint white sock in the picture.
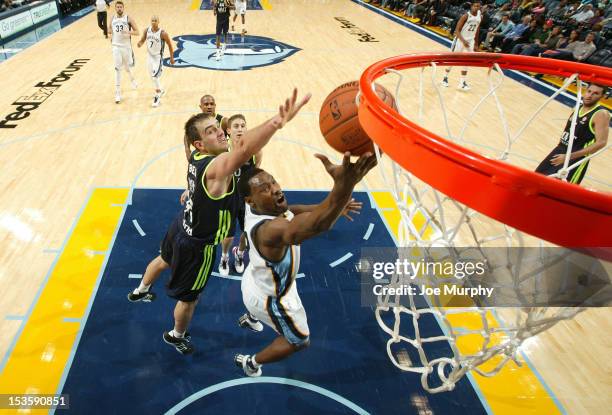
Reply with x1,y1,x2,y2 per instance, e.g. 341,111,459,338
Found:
251,355,261,368
171,329,185,339
460,75,466,83
237,248,244,256
152,77,161,90
137,282,150,293
222,253,229,260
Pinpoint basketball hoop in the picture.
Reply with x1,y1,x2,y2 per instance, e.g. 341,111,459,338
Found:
357,53,612,393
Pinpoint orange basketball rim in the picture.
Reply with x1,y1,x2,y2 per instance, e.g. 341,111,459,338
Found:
358,53,612,259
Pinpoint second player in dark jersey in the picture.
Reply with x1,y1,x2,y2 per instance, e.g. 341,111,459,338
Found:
536,84,609,185
219,114,261,276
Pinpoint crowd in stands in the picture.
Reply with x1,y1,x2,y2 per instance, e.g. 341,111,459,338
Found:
57,0,92,15
0,0,92,15
0,0,34,13
367,0,612,67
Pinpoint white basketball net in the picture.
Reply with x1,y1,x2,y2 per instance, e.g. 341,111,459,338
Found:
368,62,610,393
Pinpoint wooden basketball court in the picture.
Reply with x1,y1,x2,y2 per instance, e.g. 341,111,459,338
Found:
0,0,609,413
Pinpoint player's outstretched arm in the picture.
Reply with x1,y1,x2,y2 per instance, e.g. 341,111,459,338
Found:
289,199,363,221
256,153,376,256
207,88,311,181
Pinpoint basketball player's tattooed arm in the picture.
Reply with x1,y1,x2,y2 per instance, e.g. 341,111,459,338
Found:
551,110,610,166
455,14,469,47
289,199,363,221
207,89,311,181
162,31,175,65
257,153,377,259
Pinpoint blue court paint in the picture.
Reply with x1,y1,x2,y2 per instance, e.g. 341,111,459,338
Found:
329,252,354,268
351,0,581,108
199,0,263,11
43,248,60,254
132,219,146,236
128,274,143,279
4,315,25,321
165,377,370,415
363,223,374,240
62,317,82,323
211,271,243,281
58,189,486,414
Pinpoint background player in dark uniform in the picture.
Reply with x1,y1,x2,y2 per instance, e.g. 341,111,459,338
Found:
127,89,311,354
219,114,261,276
536,84,609,185
213,0,233,60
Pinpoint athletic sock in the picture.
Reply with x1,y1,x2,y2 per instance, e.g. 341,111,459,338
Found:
137,282,151,293
251,355,261,368
171,329,185,339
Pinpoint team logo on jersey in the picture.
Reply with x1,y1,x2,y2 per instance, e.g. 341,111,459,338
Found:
164,34,300,71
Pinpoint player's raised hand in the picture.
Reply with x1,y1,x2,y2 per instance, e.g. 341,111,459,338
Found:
314,152,377,188
341,198,363,221
272,88,312,129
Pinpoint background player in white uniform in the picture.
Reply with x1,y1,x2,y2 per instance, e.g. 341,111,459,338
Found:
137,16,175,107
234,152,374,377
442,0,481,91
108,0,139,103
232,0,247,35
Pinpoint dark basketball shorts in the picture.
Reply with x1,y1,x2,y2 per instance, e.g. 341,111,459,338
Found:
160,217,216,302
228,201,246,237
535,144,589,185
216,15,230,36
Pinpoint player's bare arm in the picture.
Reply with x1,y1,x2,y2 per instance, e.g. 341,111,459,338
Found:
137,29,147,47
255,153,376,261
206,88,311,187
289,199,363,221
551,110,610,166
455,15,468,46
128,16,139,36
162,31,175,65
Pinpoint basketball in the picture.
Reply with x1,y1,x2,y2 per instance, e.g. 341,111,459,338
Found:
319,81,396,156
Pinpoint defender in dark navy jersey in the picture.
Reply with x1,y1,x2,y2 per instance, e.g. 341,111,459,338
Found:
219,114,262,277
128,89,311,355
536,84,609,185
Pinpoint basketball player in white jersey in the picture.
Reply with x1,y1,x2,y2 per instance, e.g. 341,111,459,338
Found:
234,153,373,377
137,16,175,107
231,0,247,35
442,0,482,91
108,0,139,104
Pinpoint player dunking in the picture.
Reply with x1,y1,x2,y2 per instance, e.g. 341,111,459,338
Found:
234,153,373,377
213,0,233,60
127,89,311,355
535,84,609,184
442,0,481,91
232,0,247,35
219,114,262,276
108,0,139,104
137,16,175,108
